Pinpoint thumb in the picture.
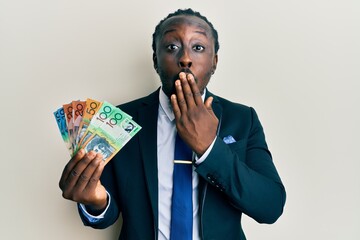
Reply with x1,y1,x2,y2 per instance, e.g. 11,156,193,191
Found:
204,96,214,113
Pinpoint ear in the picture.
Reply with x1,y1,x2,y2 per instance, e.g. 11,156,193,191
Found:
212,54,218,74
153,53,158,72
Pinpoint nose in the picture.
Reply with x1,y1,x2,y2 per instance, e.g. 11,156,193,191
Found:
178,49,192,68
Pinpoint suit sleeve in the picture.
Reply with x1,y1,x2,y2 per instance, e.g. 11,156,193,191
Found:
77,194,119,229
195,107,286,224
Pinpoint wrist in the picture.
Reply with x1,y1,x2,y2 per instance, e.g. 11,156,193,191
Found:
85,196,108,215
195,136,216,156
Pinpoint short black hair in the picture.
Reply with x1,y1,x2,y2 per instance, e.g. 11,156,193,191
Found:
152,8,220,55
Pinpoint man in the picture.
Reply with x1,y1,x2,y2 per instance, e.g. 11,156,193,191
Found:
59,8,286,240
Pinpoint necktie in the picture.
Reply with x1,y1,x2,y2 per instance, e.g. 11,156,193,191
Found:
170,133,193,240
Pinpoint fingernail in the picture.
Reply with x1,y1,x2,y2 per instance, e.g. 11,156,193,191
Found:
88,151,95,158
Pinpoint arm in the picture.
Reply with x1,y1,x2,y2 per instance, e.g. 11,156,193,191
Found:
171,72,285,224
196,108,286,223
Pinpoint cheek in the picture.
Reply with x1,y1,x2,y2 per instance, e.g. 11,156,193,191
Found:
195,64,213,91
197,58,214,78
158,54,177,66
195,72,211,91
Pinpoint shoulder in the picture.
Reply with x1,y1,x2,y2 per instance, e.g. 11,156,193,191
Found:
211,92,255,117
116,88,160,115
210,92,263,132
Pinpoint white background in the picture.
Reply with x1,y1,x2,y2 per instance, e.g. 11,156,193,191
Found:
0,0,359,239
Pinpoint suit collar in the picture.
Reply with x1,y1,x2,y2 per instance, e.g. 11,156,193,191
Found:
140,87,161,106
159,88,175,121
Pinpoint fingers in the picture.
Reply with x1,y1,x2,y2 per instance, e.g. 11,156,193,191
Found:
170,73,187,120
82,154,105,193
74,153,104,191
178,72,203,107
170,72,203,117
171,94,181,120
186,74,203,106
174,73,188,113
60,150,104,202
63,151,97,191
59,149,85,189
180,73,196,108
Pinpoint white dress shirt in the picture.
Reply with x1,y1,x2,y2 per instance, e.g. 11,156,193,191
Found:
80,88,216,240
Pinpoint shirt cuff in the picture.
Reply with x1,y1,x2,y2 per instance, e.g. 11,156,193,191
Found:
194,137,217,165
78,191,111,223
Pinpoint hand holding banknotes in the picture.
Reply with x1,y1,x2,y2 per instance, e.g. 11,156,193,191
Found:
59,149,108,212
55,99,141,210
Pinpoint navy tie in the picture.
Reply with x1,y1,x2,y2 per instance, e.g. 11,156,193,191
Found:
170,133,193,240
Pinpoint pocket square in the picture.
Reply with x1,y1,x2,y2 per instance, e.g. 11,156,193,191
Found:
223,135,236,144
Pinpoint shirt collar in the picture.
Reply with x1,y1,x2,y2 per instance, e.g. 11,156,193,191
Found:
159,87,206,122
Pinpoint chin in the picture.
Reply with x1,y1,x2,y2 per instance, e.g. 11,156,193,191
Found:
161,84,175,98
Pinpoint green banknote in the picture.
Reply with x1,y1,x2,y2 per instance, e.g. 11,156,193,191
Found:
80,102,140,164
78,101,118,149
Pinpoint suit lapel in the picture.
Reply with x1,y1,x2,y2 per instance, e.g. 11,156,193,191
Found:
137,89,160,229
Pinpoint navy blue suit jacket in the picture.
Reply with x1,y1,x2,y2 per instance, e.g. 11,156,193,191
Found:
79,88,286,239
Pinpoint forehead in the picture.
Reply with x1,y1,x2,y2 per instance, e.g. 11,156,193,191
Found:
158,15,213,40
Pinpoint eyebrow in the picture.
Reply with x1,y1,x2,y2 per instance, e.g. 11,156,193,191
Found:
163,28,208,37
163,29,176,35
194,30,208,37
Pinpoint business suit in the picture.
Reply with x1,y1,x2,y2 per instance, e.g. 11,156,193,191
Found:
79,88,286,239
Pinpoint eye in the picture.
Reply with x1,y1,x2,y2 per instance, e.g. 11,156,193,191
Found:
193,45,205,52
166,44,179,51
